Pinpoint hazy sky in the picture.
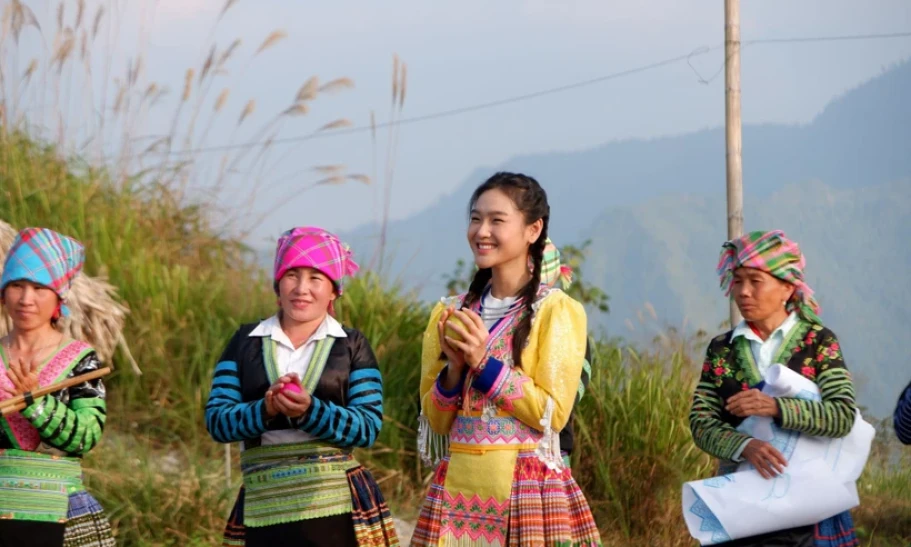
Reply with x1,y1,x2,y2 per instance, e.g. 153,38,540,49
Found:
8,0,911,248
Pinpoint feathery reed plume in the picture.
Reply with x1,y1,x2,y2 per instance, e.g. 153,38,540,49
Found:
296,76,319,102
237,99,255,125
255,29,286,55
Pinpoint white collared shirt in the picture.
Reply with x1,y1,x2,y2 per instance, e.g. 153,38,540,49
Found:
248,314,346,446
730,312,799,380
730,311,799,461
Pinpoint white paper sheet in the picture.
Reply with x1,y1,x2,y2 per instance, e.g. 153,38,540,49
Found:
683,365,874,545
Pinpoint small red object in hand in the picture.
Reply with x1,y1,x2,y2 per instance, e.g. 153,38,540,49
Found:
281,382,302,395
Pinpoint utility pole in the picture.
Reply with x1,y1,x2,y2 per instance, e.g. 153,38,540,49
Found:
725,0,744,326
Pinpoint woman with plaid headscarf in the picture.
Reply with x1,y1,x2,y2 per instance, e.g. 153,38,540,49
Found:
0,228,114,547
688,230,860,547
205,226,398,547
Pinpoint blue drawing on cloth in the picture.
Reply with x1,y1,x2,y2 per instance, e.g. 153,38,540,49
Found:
689,492,732,544
760,472,792,501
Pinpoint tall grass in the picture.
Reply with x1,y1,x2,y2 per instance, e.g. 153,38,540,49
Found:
1,2,909,546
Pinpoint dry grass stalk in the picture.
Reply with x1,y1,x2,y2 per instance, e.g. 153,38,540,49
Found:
282,103,309,116
0,220,139,373
317,118,352,132
56,2,64,31
255,29,286,55
75,0,85,31
238,99,255,126
392,54,400,106
296,76,318,102
22,58,37,82
312,165,344,174
91,6,103,39
314,175,346,186
51,28,75,71
347,174,370,185
220,0,239,19
7,1,40,43
319,77,354,94
214,88,230,112
200,45,215,82
399,64,407,108
182,68,194,101
80,29,88,61
217,39,241,70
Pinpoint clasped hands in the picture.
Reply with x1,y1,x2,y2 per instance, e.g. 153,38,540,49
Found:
438,307,489,371
264,373,312,419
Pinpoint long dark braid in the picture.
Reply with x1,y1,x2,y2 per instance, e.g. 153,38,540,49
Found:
463,171,550,369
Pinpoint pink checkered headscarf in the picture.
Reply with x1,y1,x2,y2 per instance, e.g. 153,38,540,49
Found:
717,230,821,323
274,227,359,295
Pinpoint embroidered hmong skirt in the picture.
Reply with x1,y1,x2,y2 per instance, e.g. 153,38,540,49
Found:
222,443,398,547
411,450,601,547
63,491,116,547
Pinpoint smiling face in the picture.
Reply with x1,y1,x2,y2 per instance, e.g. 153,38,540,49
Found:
1,280,59,331
276,267,337,325
731,267,796,322
467,188,543,271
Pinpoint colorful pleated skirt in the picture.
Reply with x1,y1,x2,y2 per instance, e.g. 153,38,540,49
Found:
411,450,601,547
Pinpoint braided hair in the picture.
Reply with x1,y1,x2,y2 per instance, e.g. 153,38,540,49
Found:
464,172,549,369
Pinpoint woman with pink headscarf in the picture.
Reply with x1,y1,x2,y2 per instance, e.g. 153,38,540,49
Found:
688,230,859,547
205,227,398,547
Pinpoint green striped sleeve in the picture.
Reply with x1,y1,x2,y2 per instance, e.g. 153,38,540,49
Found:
776,331,856,438
690,380,751,461
20,353,107,456
777,368,856,438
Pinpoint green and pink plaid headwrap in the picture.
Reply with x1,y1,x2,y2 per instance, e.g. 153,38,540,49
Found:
541,238,573,289
274,226,359,295
717,230,821,323
1,227,85,317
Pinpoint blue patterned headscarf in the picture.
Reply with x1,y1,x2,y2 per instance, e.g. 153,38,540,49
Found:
1,228,85,317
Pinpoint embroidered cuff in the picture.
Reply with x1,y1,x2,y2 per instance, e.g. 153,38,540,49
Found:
435,365,466,398
471,357,506,395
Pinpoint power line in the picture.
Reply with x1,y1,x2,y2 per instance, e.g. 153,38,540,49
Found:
146,30,911,157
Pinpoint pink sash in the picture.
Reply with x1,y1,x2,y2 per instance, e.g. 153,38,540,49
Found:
0,340,92,450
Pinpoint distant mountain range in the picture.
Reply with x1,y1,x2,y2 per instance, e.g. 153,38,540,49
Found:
338,61,911,418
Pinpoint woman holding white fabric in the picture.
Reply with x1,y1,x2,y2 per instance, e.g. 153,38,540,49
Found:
688,230,859,547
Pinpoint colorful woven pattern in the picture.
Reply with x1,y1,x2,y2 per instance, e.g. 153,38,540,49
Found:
221,466,399,546
347,466,400,546
240,443,357,528
0,449,82,523
274,226,359,293
507,452,601,547
0,227,85,316
717,230,821,323
63,490,116,547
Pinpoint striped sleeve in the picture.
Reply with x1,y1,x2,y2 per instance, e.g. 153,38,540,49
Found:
776,331,856,438
894,379,911,445
205,334,268,443
21,353,107,456
297,333,384,448
689,343,752,461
